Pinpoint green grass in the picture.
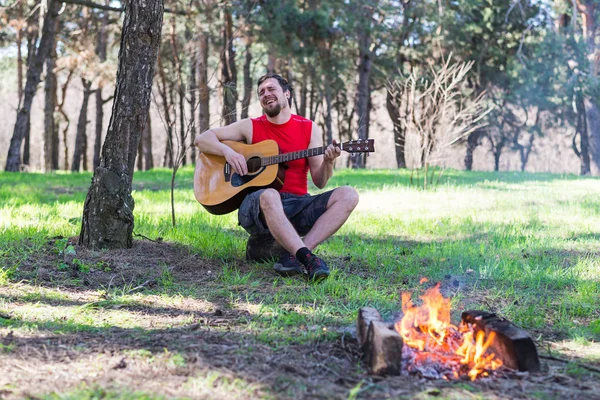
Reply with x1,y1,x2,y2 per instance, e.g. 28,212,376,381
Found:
1,167,600,397
2,168,599,334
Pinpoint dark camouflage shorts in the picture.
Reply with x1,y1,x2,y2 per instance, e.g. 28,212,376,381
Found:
238,189,334,236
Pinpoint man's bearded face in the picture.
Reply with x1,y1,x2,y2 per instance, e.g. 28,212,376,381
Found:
258,78,288,117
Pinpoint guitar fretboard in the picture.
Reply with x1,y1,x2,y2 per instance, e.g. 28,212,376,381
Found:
261,146,329,166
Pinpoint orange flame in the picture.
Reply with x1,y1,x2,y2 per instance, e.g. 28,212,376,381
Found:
394,283,503,380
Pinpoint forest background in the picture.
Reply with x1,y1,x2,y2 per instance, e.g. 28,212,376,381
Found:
1,0,600,175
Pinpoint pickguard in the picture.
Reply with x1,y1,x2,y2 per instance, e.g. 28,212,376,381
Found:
230,167,267,187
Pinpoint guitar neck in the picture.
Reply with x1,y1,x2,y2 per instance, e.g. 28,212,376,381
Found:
261,146,328,166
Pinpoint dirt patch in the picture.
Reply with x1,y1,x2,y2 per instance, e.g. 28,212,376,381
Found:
16,237,226,290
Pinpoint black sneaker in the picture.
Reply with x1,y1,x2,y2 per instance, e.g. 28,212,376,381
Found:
273,253,305,277
304,253,330,282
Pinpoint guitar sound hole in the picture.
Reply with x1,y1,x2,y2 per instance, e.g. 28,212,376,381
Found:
247,157,262,174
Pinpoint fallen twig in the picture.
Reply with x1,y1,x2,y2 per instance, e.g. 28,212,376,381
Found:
133,232,163,243
125,279,154,295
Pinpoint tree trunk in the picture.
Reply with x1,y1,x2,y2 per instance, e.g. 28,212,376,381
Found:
352,34,373,168
143,110,154,169
79,0,164,249
518,133,534,172
16,1,24,106
94,1,110,170
94,89,105,169
324,86,333,144
72,79,93,172
198,33,210,134
464,130,483,170
241,35,253,120
137,110,154,171
43,37,58,171
386,88,406,168
493,144,503,171
584,98,600,173
299,67,308,117
186,23,197,162
157,55,174,168
221,9,238,125
23,120,31,167
575,92,591,175
5,0,60,172
169,15,187,167
267,53,276,74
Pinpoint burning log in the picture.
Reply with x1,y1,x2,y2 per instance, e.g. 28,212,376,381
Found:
357,307,403,375
461,310,540,373
357,284,541,380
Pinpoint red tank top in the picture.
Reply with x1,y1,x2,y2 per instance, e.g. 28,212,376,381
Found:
251,114,313,195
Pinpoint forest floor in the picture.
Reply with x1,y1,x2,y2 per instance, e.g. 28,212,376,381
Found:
1,239,599,400
1,168,600,399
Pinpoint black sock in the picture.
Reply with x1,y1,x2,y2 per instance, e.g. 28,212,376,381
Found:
295,247,312,264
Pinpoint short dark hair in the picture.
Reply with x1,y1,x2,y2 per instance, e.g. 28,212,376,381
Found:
257,73,293,106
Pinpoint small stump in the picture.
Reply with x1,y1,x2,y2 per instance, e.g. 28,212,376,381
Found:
245,234,286,262
357,307,403,375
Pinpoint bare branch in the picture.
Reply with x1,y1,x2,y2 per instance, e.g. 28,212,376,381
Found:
60,0,189,15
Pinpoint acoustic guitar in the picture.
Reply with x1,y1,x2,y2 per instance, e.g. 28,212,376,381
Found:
194,138,375,215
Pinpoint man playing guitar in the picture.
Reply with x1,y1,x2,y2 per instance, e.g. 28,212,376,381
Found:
194,73,359,282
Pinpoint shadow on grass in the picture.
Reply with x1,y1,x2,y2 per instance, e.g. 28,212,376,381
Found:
2,218,599,342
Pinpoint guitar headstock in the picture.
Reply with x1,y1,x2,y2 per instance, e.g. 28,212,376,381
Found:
340,139,375,154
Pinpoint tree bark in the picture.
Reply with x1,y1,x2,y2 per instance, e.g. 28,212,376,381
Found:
464,130,483,171
353,41,372,168
576,0,600,174
72,79,93,172
352,2,375,168
94,0,110,170
241,35,253,120
143,111,154,169
198,33,210,134
299,66,308,118
137,110,153,170
57,70,74,170
79,0,164,249
43,36,59,172
386,88,406,168
575,92,591,175
168,15,187,167
16,1,24,106
585,98,600,173
186,23,197,162
157,55,174,168
221,9,238,125
515,131,534,172
492,141,505,171
5,0,61,172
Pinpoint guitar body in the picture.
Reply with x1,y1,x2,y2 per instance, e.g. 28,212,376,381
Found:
194,140,285,215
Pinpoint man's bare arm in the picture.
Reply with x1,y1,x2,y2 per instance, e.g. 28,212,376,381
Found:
194,119,253,175
308,123,341,189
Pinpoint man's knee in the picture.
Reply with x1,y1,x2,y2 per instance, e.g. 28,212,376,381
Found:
259,188,281,212
333,186,359,212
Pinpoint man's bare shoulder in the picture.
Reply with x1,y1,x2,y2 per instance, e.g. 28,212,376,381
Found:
213,118,253,143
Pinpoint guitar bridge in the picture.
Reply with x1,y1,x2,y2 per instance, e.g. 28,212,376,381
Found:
224,163,231,182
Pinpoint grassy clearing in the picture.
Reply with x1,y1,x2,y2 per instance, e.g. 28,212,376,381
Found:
1,167,599,399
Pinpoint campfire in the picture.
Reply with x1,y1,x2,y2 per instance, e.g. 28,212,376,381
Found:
357,281,540,379
396,280,502,380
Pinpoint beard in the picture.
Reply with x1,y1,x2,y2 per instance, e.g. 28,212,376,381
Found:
263,101,282,118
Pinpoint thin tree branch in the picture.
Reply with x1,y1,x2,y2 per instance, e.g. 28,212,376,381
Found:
60,0,189,15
